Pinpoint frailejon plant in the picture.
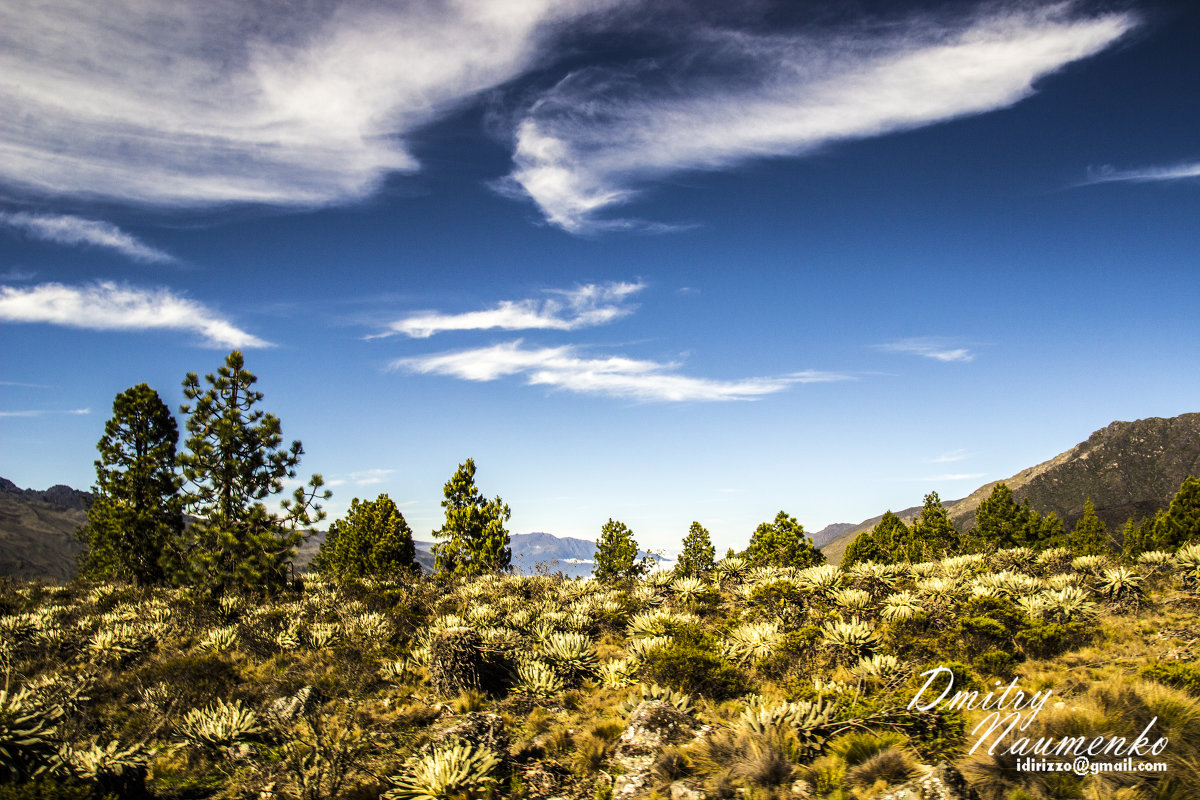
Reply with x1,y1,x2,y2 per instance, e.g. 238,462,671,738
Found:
0,686,62,781
513,659,564,698
724,622,783,666
624,683,694,716
177,697,261,752
385,742,499,800
539,631,599,681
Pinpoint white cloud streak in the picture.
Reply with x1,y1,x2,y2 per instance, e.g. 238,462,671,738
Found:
0,408,90,418
0,212,174,263
393,339,849,402
349,468,395,486
1085,161,1200,185
928,449,969,463
0,0,623,207
506,4,1136,231
0,281,270,348
380,281,644,338
877,339,975,363
916,473,986,482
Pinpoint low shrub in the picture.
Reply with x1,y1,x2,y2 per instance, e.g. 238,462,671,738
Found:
637,624,749,700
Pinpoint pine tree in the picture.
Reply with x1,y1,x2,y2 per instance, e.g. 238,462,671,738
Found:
871,511,909,559
746,511,824,569
967,484,1040,550
76,383,183,584
910,492,959,560
677,521,716,577
1068,499,1110,555
1154,475,1200,550
431,458,511,577
593,518,646,583
176,350,328,594
312,494,416,579
841,530,884,568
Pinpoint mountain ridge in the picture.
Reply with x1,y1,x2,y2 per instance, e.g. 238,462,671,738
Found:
817,412,1200,563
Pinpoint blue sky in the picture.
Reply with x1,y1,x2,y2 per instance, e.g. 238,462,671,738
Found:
2,0,1198,553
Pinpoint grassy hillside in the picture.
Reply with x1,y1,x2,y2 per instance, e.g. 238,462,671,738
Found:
3,545,1199,799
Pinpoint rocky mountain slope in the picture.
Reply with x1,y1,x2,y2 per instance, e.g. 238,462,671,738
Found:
818,412,1200,563
0,478,91,580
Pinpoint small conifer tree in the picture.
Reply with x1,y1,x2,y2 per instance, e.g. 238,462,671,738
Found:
593,518,647,583
432,458,511,577
677,521,716,577
1154,475,1200,550
313,494,416,579
746,511,824,569
910,492,959,560
1068,499,1110,555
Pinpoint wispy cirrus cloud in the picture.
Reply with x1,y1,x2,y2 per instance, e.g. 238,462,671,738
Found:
348,469,394,486
0,281,270,348
392,339,849,402
378,281,644,339
1084,160,1200,185
0,408,89,418
927,449,969,463
505,4,1136,232
0,0,625,207
0,212,175,263
877,338,975,363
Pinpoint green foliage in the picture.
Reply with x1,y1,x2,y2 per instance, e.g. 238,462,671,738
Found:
1014,620,1090,660
676,521,715,578
592,518,646,583
840,529,884,568
313,494,416,579
966,483,1060,551
1140,661,1200,696
844,510,907,566
176,350,329,593
0,778,102,800
76,383,183,584
909,493,959,560
1154,475,1200,551
746,511,824,569
1067,499,1111,555
431,458,511,577
637,625,748,700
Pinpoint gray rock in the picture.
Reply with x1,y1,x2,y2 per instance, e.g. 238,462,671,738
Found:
263,685,319,727
433,711,509,759
877,762,981,800
613,701,700,799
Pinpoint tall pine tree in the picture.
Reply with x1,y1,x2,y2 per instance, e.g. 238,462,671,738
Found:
432,458,511,577
76,383,183,584
176,350,328,594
